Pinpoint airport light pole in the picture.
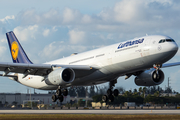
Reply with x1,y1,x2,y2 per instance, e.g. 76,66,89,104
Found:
168,77,171,97
30,89,32,109
85,87,88,107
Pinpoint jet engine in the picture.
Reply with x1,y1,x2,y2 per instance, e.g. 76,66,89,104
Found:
134,69,164,86
45,67,75,86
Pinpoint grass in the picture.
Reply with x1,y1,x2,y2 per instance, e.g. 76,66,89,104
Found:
0,114,179,120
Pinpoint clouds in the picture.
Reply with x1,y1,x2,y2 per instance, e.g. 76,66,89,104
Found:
1,0,180,57
39,41,64,60
63,8,81,23
38,41,88,61
0,15,15,23
14,25,39,41
16,9,62,26
43,29,50,37
81,15,92,24
96,0,180,33
68,29,86,44
113,0,144,23
2,0,180,61
9,0,180,35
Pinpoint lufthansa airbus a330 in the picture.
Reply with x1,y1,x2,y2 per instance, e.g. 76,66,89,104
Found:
0,31,179,102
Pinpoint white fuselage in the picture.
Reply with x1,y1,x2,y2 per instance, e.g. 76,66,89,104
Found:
15,35,178,90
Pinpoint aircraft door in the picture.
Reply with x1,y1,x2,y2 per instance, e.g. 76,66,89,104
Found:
105,47,116,73
107,49,112,65
142,38,152,56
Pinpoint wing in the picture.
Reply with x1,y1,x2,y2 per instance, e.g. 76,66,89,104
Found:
0,62,94,78
162,62,180,68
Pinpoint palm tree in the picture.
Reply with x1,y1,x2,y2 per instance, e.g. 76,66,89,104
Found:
154,91,160,97
133,88,137,93
139,87,142,96
133,92,139,96
143,87,147,98
123,91,130,97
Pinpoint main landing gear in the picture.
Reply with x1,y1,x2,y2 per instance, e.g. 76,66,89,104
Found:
52,87,68,102
102,80,119,102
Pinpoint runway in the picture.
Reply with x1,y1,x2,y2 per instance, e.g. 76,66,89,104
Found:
0,110,180,114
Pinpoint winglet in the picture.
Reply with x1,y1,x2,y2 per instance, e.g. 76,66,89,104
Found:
6,31,33,64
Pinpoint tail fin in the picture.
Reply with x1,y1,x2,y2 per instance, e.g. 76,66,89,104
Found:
6,31,33,64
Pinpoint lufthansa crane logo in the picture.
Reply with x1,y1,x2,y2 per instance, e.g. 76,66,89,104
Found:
11,41,19,60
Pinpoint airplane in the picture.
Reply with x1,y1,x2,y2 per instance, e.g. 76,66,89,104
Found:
0,31,179,102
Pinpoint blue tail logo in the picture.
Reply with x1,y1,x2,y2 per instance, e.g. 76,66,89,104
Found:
6,31,33,64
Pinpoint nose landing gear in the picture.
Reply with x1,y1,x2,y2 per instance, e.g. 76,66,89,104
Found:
153,64,162,80
102,80,119,102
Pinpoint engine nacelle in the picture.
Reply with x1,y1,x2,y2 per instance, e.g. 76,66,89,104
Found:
45,67,75,86
134,69,164,86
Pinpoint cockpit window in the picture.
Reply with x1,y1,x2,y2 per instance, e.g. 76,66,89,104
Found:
159,40,163,43
159,39,165,43
159,39,175,43
166,39,175,42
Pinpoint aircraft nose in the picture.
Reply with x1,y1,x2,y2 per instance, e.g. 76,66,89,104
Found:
173,41,179,52
164,40,179,54
168,41,179,57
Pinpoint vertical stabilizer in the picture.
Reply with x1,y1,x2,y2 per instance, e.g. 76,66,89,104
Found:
6,31,33,64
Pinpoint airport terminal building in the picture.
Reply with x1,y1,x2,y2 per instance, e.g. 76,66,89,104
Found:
0,93,70,106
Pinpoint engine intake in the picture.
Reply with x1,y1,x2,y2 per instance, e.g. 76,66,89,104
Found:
135,69,164,86
45,68,75,86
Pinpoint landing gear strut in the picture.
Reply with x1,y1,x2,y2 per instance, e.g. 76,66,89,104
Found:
52,87,68,102
102,80,119,102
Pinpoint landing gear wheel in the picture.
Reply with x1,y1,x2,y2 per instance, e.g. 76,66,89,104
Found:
56,89,61,96
58,95,64,102
108,95,114,102
102,80,118,102
52,94,57,102
63,89,68,96
107,89,112,96
102,95,108,102
113,89,119,97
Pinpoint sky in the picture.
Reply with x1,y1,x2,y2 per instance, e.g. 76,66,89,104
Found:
0,0,180,94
